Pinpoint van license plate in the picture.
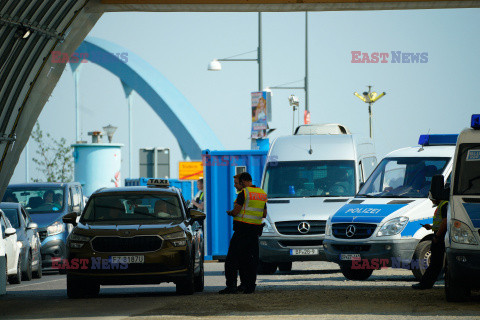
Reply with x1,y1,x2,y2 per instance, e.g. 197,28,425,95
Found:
340,254,361,261
290,249,319,255
111,256,145,264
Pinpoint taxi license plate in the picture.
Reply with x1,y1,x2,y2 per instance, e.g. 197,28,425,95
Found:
110,256,145,264
340,254,361,261
290,249,319,256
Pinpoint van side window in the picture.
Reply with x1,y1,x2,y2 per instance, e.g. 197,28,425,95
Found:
71,187,80,207
0,215,6,237
21,208,29,225
362,157,377,181
359,161,365,183
76,186,83,209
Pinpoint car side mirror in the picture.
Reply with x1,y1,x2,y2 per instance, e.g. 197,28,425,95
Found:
5,227,16,237
62,212,78,226
430,174,449,201
26,222,38,230
189,209,206,221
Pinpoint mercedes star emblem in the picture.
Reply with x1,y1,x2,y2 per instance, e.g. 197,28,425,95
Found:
346,225,356,238
298,222,311,234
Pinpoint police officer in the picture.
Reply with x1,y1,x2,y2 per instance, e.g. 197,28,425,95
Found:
219,172,267,294
191,178,204,211
412,190,448,290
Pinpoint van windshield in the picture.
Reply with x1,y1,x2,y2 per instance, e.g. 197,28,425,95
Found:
263,160,356,198
454,143,480,195
4,187,65,214
357,157,450,198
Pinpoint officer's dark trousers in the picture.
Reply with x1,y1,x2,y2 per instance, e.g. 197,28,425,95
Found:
225,229,259,290
420,238,445,288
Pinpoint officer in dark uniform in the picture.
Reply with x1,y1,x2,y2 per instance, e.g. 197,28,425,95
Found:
219,172,267,294
412,188,448,290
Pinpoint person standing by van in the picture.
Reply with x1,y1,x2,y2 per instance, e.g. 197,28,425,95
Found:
412,189,448,290
219,172,267,294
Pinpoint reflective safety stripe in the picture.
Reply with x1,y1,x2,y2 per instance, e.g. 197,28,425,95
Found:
233,187,267,225
432,200,448,232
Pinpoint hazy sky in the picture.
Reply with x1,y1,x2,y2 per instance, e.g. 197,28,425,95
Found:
10,9,480,183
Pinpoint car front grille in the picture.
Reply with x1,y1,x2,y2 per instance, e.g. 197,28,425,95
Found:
91,236,163,253
39,231,47,242
332,244,371,252
332,223,377,239
275,220,326,235
278,240,323,247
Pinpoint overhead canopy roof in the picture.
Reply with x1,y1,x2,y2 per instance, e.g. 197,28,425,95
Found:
0,0,478,196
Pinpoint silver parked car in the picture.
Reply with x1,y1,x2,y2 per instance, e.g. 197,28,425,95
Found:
0,202,42,280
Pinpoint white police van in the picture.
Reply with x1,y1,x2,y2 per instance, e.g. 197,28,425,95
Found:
442,115,480,301
259,124,376,274
323,134,456,280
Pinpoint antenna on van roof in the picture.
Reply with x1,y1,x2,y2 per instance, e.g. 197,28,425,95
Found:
418,129,430,152
308,128,313,154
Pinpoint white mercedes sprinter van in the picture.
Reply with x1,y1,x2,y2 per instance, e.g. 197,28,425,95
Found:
324,134,456,281
259,124,376,274
442,114,480,301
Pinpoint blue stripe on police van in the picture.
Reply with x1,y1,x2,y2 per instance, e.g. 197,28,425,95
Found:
401,217,433,237
463,203,480,228
330,204,408,224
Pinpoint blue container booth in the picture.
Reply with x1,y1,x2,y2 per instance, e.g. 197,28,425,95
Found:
203,149,268,260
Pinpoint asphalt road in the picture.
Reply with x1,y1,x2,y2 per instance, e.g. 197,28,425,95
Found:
1,261,480,320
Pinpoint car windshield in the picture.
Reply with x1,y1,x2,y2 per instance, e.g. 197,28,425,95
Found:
357,157,450,198
2,209,19,228
263,160,356,198
4,187,65,214
81,194,184,223
454,143,480,195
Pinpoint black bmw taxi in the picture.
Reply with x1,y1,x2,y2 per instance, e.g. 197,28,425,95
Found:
62,179,205,298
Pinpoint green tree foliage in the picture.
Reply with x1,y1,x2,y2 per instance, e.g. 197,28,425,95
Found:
31,123,74,182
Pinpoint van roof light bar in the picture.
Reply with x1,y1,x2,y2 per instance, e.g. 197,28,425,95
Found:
418,134,458,146
471,114,480,130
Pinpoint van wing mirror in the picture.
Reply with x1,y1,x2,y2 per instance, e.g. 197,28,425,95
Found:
189,209,206,221
26,222,38,230
5,227,16,237
430,174,449,201
62,212,78,226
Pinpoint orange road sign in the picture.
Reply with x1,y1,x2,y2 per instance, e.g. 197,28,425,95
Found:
179,161,203,180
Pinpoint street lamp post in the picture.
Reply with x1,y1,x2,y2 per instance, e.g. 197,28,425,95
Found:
263,12,310,123
208,13,263,91
354,85,386,139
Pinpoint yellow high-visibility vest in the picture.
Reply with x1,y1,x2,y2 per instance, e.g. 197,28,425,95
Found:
432,200,448,232
234,187,267,225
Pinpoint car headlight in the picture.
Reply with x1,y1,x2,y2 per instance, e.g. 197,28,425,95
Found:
377,217,409,237
262,219,274,234
162,231,186,240
69,233,91,242
325,222,332,236
163,231,187,247
451,220,479,245
47,221,65,236
68,233,91,249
